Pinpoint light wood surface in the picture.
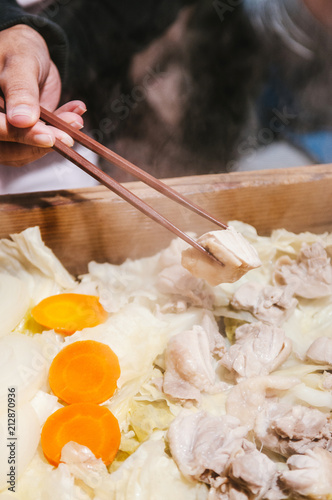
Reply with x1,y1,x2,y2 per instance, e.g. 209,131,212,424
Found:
0,165,331,275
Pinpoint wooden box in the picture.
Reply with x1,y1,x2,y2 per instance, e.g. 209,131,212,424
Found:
0,165,331,276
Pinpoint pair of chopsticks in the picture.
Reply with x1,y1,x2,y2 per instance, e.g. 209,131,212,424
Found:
0,97,227,264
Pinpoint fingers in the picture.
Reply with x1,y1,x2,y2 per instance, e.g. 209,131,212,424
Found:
55,112,84,130
1,61,41,128
0,108,85,167
0,26,51,128
0,103,86,147
55,100,87,116
39,61,62,112
53,101,87,130
0,25,89,168
0,113,73,148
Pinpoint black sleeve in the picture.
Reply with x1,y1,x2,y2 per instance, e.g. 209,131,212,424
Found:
50,0,193,58
0,0,68,80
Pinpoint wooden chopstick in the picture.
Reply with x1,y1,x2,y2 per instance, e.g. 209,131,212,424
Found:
39,106,228,230
0,96,227,264
53,138,224,265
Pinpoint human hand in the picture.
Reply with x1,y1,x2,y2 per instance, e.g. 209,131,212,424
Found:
303,0,332,28
0,24,86,167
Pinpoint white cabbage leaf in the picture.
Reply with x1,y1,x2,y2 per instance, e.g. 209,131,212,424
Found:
30,390,63,426
0,334,48,414
81,254,162,313
0,227,76,305
95,433,208,500
14,450,90,500
0,274,29,338
284,383,332,410
270,228,332,255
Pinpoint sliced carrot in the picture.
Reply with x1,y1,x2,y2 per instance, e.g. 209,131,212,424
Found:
31,293,108,335
41,402,121,466
49,340,121,404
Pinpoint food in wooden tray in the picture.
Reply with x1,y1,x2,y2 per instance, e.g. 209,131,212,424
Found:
0,222,332,499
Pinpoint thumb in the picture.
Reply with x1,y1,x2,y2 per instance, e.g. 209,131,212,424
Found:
1,57,42,128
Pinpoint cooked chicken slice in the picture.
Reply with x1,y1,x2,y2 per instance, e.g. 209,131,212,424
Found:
167,411,250,481
181,226,262,287
163,327,214,402
229,448,279,498
221,322,292,380
157,264,214,310
273,405,331,441
168,411,284,500
201,312,227,358
273,242,332,299
230,282,297,326
281,447,332,499
163,316,227,402
255,403,332,458
306,336,332,365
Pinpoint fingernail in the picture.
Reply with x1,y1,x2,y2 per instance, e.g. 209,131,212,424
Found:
59,134,74,147
34,134,54,147
71,120,84,130
73,105,87,115
11,105,34,119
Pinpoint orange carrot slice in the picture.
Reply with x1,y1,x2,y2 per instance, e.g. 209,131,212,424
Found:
41,402,121,466
49,340,121,404
31,293,108,335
